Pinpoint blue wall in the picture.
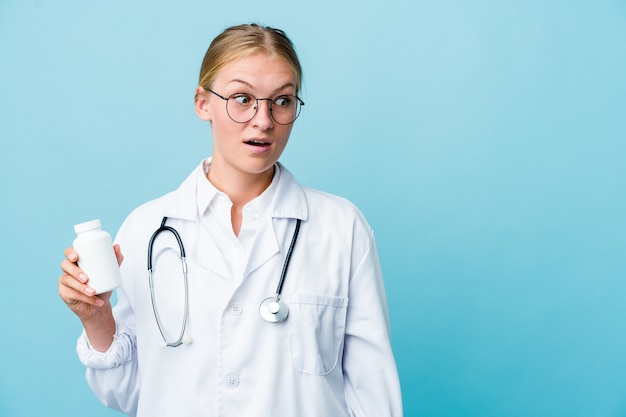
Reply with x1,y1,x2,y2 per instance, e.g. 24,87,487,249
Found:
1,1,625,416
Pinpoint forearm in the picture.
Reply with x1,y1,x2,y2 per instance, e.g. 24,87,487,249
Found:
81,303,116,352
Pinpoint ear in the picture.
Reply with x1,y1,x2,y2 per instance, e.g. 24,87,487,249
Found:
195,86,213,121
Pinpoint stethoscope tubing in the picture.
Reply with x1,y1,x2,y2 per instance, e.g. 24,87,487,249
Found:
147,216,302,348
273,218,301,301
148,217,190,348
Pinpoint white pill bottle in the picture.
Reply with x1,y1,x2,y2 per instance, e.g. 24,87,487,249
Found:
73,219,122,294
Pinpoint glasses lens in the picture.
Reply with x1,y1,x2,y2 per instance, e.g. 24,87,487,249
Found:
271,95,301,125
226,93,257,123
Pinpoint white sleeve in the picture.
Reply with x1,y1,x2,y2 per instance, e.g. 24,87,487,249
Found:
343,230,404,417
76,317,134,370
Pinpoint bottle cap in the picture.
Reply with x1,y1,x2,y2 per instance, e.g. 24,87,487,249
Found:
74,219,102,234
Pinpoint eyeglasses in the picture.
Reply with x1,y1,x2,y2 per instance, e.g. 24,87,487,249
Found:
206,88,304,125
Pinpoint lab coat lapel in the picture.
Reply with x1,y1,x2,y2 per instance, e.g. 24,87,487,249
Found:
161,159,231,279
192,220,231,279
245,217,280,276
244,163,308,276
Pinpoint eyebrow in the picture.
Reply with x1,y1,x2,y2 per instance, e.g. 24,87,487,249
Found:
227,79,296,95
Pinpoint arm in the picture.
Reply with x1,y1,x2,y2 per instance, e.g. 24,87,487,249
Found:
78,283,140,416
343,231,403,417
59,220,141,415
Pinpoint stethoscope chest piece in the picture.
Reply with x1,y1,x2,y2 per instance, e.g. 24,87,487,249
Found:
260,297,289,323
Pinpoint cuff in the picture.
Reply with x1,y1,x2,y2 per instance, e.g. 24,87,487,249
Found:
76,326,135,370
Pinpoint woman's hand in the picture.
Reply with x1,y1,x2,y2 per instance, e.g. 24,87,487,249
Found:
59,244,123,351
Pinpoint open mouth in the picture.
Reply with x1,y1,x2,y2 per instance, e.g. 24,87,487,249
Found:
244,139,270,147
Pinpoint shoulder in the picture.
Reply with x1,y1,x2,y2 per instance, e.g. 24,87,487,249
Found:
297,185,377,267
278,163,372,231
302,186,374,238
303,186,361,216
125,191,173,222
118,159,207,233
113,191,173,243
115,161,205,243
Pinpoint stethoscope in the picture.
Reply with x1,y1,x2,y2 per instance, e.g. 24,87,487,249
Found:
147,216,301,348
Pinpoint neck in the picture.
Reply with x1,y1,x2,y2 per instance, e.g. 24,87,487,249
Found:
208,164,275,206
207,162,275,236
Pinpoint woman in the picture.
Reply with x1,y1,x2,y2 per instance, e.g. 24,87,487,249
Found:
59,23,403,417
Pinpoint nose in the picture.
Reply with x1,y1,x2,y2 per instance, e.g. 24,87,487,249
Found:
252,98,274,129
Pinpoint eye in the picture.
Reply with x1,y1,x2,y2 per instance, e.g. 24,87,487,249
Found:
273,96,293,108
231,94,254,105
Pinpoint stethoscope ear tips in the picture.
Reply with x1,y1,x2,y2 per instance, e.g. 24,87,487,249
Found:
182,335,193,345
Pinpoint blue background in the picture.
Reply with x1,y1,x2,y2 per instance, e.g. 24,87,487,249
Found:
1,1,625,416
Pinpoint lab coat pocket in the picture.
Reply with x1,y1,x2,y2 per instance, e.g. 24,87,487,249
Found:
286,293,349,375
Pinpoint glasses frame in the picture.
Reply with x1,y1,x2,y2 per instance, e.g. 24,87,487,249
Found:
206,88,305,125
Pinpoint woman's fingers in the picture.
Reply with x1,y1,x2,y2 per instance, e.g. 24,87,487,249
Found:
64,246,78,263
59,245,115,323
59,246,105,319
58,269,97,298
61,246,88,282
60,258,89,284
113,244,124,266
59,272,103,306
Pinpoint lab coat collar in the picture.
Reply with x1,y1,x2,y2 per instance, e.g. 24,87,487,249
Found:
269,162,308,221
159,158,308,283
161,158,309,223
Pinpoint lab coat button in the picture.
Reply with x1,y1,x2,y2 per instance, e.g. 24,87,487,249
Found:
224,374,239,388
229,303,243,316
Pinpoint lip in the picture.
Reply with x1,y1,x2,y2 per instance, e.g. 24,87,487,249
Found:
243,137,272,154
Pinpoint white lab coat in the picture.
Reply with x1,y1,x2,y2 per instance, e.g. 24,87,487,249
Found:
77,159,403,417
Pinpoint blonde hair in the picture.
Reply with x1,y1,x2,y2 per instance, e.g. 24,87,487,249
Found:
198,23,302,92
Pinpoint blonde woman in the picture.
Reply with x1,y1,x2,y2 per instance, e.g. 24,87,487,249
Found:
59,23,403,417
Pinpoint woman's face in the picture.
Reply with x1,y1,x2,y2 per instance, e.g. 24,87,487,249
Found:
196,52,298,180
